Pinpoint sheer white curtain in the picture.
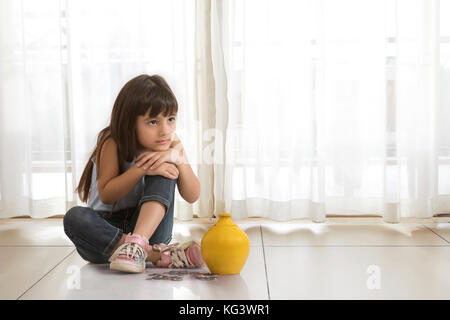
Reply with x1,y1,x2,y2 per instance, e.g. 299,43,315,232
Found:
1,0,449,222
0,0,207,219
211,0,450,222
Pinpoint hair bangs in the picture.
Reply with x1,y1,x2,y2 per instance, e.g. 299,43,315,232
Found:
140,84,178,119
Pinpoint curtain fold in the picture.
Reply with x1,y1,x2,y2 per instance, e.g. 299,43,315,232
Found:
0,0,68,218
193,0,216,218
0,0,203,219
1,0,449,221
210,0,450,222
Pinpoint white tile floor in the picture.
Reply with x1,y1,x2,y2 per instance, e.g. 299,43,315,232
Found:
1,218,450,300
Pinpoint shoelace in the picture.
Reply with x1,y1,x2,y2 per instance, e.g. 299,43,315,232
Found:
109,242,147,263
157,242,193,268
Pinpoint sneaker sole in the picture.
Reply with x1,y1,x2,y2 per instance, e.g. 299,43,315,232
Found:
110,260,145,273
186,244,204,267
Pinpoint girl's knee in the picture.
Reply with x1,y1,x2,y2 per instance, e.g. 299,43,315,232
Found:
63,206,91,235
144,174,178,186
64,206,80,231
142,175,177,202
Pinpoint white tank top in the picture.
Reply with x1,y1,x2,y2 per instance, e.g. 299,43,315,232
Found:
87,151,145,212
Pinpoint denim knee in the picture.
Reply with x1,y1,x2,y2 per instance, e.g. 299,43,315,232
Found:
63,205,82,237
138,175,177,218
63,206,121,264
63,206,100,235
143,174,178,194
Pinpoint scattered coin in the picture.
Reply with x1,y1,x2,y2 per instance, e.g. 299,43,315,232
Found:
194,273,218,281
194,276,216,281
147,273,185,281
146,270,218,281
166,270,189,276
202,272,217,277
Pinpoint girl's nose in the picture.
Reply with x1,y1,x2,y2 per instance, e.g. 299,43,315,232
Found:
160,121,171,135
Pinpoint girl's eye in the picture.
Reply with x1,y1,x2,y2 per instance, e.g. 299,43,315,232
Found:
148,117,176,126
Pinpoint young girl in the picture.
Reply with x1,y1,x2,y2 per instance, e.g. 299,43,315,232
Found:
63,74,203,273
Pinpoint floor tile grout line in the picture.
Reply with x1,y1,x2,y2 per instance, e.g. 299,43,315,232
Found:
2,244,448,248
262,244,450,247
0,245,75,247
5,245,447,248
15,248,76,300
421,223,450,244
259,225,271,300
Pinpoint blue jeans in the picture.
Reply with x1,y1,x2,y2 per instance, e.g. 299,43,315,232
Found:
63,175,177,264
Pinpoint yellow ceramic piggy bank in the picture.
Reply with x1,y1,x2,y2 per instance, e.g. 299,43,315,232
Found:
200,212,250,274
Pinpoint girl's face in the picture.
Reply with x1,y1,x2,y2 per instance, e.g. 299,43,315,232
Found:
136,111,177,152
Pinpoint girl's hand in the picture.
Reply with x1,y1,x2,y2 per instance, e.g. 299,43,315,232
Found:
170,133,181,148
142,162,179,180
135,148,183,170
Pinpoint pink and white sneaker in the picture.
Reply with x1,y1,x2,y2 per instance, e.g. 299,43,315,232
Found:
152,241,204,268
109,233,150,273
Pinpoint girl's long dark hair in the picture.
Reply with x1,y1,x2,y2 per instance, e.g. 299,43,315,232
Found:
75,74,178,203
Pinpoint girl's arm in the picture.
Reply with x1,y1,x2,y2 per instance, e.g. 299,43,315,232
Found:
175,144,200,204
100,166,146,205
97,138,146,205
